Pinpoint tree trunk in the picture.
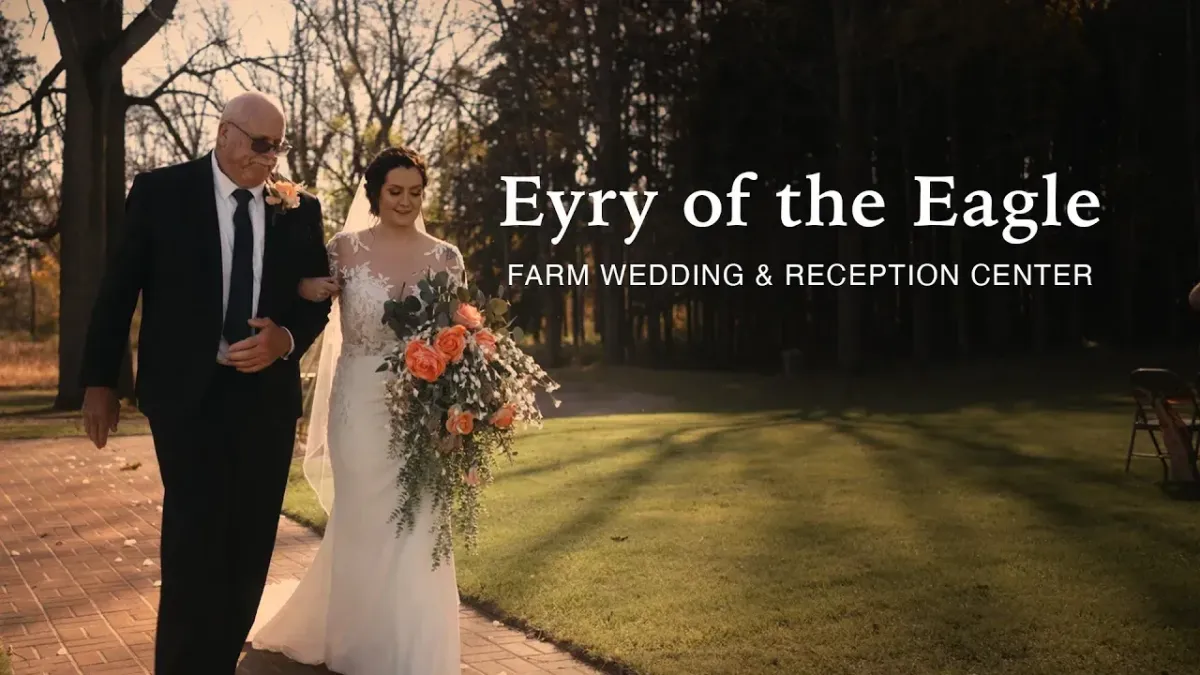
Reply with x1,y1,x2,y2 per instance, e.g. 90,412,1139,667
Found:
26,252,36,340
595,0,625,364
1116,51,1142,346
55,65,107,409
833,0,862,372
946,72,969,359
1188,0,1200,274
896,61,930,366
647,294,662,362
50,0,175,409
573,245,585,348
662,301,673,362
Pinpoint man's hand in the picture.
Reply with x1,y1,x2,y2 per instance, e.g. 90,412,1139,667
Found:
298,277,340,302
82,387,120,449
224,317,291,373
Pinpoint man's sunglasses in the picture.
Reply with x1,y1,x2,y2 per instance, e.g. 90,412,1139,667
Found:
226,121,291,155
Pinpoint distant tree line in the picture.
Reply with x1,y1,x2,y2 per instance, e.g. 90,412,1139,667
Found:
434,0,1200,372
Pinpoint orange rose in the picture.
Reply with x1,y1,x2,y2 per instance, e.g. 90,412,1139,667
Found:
445,406,474,435
434,324,468,363
267,180,302,209
404,339,446,383
453,303,483,330
474,329,497,359
489,403,515,429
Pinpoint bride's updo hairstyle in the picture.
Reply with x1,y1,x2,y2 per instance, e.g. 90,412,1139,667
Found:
363,145,428,216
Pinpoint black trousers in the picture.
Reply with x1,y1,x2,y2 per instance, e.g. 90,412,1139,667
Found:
147,365,297,674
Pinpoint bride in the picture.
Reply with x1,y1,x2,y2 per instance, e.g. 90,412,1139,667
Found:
248,146,465,673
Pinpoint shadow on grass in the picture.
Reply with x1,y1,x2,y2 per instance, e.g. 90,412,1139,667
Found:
828,413,1200,647
907,417,1200,615
0,390,58,416
280,352,1200,674
549,348,1200,421
463,417,784,675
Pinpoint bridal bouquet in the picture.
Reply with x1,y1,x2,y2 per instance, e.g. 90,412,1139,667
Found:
377,269,560,569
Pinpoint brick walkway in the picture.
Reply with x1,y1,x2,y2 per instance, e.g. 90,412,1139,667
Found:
0,436,604,675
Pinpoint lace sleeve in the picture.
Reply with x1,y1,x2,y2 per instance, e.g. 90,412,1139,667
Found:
326,236,341,281
326,232,360,283
440,243,466,284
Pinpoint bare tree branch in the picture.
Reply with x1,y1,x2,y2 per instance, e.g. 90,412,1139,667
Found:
0,60,62,117
106,0,181,71
127,96,192,157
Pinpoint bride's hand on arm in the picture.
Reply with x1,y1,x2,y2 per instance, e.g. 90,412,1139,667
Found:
298,276,340,302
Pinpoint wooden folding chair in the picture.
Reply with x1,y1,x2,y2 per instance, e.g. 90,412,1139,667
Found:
1127,368,1200,482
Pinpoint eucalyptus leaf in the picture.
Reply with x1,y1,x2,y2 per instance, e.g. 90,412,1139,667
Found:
487,298,508,315
436,314,450,328
375,363,389,373
512,326,525,343
456,287,470,303
449,299,460,314
403,295,423,312
434,270,449,287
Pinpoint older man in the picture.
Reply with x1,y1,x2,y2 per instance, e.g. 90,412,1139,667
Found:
80,91,331,674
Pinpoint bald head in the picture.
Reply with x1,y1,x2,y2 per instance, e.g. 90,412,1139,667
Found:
221,91,285,128
215,91,287,188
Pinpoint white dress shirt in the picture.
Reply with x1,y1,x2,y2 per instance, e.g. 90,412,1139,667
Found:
210,152,292,363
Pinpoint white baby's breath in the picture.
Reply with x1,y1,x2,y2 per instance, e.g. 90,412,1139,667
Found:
378,269,559,569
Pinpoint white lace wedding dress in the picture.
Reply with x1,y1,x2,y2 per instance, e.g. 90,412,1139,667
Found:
248,229,466,674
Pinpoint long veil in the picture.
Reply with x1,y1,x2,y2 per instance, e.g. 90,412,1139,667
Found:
302,180,426,514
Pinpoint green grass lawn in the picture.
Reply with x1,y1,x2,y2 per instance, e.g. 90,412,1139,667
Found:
6,349,1200,674
0,389,148,441
276,353,1200,675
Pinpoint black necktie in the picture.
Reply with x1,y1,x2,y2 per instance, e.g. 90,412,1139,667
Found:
223,189,255,344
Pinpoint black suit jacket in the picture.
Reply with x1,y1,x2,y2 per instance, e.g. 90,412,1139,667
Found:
80,153,331,421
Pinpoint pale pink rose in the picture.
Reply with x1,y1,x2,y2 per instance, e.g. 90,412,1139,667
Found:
453,303,483,330
268,181,302,209
474,329,498,360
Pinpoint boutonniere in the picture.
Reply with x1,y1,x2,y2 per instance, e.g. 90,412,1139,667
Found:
266,179,305,211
